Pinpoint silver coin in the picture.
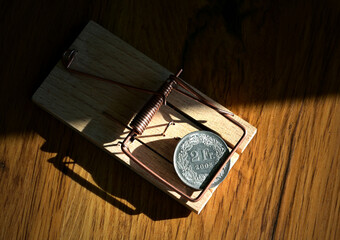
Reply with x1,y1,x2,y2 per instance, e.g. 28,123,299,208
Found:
173,131,230,190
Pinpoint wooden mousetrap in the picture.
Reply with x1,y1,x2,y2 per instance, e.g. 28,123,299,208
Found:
32,21,256,214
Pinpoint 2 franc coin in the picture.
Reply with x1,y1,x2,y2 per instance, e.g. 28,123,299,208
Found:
173,131,231,190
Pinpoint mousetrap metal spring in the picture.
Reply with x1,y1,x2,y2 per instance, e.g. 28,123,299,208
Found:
63,49,247,202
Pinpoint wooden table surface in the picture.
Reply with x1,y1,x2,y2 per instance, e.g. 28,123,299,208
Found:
0,0,339,239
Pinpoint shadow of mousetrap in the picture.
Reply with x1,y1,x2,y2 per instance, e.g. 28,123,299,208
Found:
32,21,256,214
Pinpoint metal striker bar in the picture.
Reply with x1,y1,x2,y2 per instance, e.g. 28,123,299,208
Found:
120,76,247,202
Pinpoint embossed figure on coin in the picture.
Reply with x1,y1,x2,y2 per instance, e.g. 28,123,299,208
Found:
173,131,230,190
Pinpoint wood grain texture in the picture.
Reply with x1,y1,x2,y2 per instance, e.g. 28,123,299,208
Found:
0,0,339,239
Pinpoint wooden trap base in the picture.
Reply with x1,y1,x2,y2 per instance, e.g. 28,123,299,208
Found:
32,21,256,214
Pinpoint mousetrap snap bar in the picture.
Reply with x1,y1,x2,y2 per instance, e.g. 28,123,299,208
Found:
33,21,256,214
